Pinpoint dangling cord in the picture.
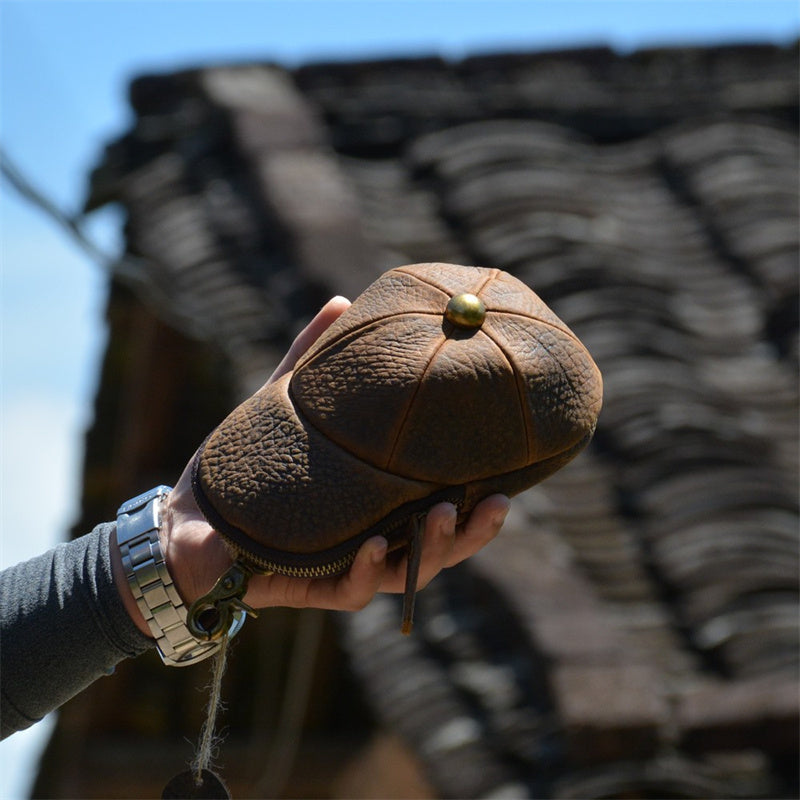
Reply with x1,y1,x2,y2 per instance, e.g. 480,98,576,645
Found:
191,633,231,786
401,513,426,635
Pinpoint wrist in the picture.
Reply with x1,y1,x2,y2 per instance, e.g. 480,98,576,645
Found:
115,486,227,666
161,487,235,607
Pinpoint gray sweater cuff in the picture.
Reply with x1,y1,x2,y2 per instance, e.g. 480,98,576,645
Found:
0,523,154,739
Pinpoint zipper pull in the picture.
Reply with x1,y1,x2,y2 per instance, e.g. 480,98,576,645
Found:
401,513,426,635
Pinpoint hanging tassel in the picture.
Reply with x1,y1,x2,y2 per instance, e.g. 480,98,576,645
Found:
162,636,232,799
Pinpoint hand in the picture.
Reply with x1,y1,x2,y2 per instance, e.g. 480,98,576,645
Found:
114,296,510,636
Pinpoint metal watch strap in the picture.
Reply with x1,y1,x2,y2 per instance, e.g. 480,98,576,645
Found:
116,486,222,667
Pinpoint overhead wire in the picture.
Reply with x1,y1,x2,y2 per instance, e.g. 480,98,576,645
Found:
0,146,211,342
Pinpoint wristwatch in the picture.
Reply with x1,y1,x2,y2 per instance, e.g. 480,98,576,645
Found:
116,485,245,667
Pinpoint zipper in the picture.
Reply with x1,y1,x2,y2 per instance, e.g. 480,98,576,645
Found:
221,491,465,580
226,546,358,578
190,488,464,639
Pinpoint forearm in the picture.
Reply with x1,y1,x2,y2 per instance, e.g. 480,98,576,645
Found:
0,524,153,739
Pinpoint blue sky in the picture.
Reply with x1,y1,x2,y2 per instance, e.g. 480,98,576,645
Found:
1,1,798,797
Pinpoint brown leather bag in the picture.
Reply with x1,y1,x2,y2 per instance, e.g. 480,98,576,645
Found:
191,263,602,629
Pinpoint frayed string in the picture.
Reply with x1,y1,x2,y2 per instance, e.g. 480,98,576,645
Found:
191,635,230,786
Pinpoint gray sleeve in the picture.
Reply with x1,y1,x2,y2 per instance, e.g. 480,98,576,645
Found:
0,523,154,739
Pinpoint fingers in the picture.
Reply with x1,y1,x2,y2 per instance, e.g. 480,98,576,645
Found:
243,496,510,613
444,493,510,568
326,536,389,611
268,296,351,384
400,503,457,592
246,535,388,612
378,495,509,594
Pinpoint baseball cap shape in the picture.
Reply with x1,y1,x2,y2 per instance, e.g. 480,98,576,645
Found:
192,263,602,574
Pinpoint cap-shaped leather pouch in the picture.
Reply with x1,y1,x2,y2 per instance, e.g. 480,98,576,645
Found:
191,263,602,630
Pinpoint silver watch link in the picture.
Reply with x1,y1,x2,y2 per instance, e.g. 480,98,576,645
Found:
116,485,245,667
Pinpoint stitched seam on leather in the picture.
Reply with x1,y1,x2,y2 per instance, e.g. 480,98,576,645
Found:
297,269,500,376
484,321,587,459
296,270,447,372
393,267,582,346
296,310,444,377
491,309,584,347
287,380,444,483
393,267,453,298
479,325,535,464
474,269,499,298
394,265,497,298
383,333,448,472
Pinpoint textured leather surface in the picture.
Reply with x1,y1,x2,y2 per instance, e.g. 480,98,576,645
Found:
192,263,602,569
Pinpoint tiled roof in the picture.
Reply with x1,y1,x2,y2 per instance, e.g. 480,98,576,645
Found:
86,42,798,797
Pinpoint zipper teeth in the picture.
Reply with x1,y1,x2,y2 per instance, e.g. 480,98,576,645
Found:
241,549,357,578
228,494,464,578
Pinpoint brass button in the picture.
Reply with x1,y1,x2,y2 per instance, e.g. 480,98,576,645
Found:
445,293,486,329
